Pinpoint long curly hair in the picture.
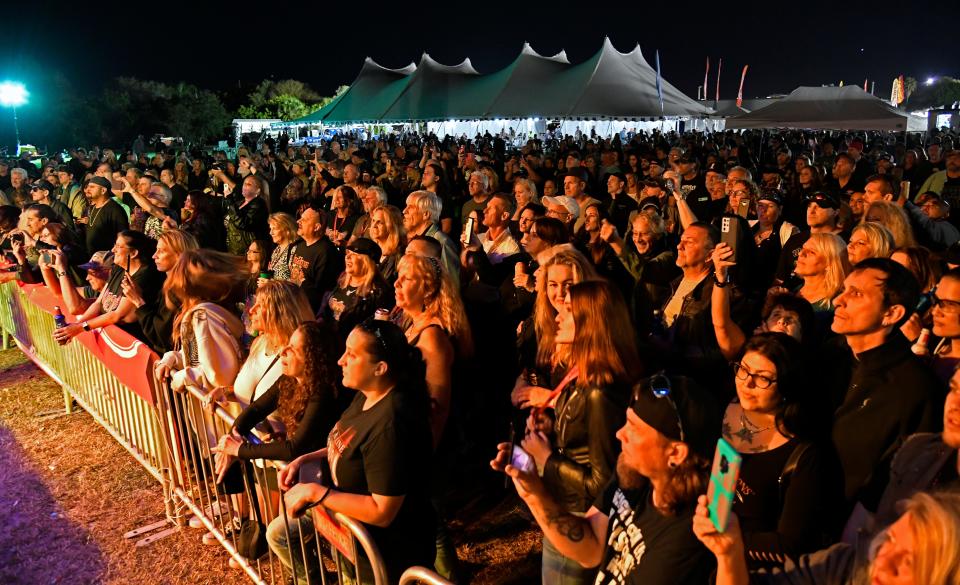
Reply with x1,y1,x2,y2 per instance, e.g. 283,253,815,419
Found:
533,245,598,370
397,253,473,356
275,321,341,437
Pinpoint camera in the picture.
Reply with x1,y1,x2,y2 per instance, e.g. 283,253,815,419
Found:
10,233,24,245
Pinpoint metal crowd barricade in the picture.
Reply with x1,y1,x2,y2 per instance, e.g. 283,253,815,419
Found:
157,374,390,585
399,567,454,585
0,281,393,585
0,281,166,481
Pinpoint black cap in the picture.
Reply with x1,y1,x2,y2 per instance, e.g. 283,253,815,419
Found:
609,171,627,183
677,153,696,164
565,168,588,183
88,176,112,190
805,191,840,210
630,374,721,460
347,237,382,263
31,179,56,194
758,189,783,206
638,196,661,213
705,161,726,175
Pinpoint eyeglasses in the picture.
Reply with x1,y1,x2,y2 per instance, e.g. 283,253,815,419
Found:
634,373,685,442
933,295,960,314
732,362,777,389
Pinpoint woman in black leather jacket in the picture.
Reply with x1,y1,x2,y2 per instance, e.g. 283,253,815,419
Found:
521,279,644,585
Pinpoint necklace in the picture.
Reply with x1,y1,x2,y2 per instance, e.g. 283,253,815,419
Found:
733,410,774,443
88,203,105,227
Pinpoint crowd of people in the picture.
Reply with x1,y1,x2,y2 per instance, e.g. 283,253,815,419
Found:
1,125,960,584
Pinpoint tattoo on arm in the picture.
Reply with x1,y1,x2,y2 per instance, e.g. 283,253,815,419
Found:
546,510,586,542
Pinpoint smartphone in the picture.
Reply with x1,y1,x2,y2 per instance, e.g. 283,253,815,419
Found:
509,444,536,475
706,438,743,533
720,216,742,263
736,198,750,218
125,255,131,273
900,180,911,201
464,217,475,245
40,251,51,265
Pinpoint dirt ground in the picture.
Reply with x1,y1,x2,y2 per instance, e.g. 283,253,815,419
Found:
0,348,541,584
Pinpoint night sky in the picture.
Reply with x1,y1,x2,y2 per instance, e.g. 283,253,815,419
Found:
0,0,957,106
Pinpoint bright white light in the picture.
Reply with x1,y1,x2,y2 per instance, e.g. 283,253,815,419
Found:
926,77,935,86
0,81,28,107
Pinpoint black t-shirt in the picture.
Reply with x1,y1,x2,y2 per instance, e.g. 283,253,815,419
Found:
85,199,129,254
102,264,165,341
679,175,713,221
593,478,715,585
325,389,435,581
289,237,343,313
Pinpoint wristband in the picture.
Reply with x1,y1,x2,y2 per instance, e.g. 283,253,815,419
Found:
714,273,730,288
57,270,68,278
81,321,91,331
317,486,332,506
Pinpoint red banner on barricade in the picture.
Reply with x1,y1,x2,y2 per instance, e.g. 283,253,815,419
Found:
20,283,158,405
313,507,357,563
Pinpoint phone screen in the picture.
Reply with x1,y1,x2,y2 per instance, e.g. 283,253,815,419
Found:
464,217,475,244
706,438,742,533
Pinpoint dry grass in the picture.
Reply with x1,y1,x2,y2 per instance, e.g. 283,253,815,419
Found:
0,347,542,584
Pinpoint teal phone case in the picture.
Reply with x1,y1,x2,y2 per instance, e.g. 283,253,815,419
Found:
707,437,742,533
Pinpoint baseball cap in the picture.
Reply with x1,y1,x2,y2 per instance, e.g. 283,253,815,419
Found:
78,251,115,274
805,191,840,210
346,237,382,263
542,195,580,219
758,189,783,206
565,168,589,183
31,180,56,194
630,374,721,460
88,176,112,190
638,196,662,214
705,161,726,175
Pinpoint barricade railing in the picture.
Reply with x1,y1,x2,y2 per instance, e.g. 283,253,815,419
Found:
399,567,454,585
0,280,393,585
0,281,166,482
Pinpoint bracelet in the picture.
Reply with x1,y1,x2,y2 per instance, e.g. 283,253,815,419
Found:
81,321,91,331
714,273,730,288
57,270,67,278
318,486,332,505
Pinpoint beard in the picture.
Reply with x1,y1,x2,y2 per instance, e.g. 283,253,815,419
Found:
616,453,646,490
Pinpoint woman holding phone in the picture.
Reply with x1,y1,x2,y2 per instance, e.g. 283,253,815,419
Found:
268,319,434,584
720,332,842,569
519,279,642,584
52,230,163,344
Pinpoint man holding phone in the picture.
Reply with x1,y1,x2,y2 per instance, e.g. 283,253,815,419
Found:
492,375,720,585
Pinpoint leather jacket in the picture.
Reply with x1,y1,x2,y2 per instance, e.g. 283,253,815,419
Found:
542,379,628,513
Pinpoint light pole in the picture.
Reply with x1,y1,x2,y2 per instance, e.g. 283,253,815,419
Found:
0,81,29,156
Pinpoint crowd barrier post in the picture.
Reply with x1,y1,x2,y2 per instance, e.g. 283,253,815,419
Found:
398,567,455,585
1,281,395,585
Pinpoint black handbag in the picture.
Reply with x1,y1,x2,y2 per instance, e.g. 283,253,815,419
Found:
236,464,269,560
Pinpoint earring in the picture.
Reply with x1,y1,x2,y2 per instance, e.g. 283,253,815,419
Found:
668,461,677,469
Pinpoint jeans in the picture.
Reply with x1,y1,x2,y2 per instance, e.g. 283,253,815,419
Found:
541,535,597,585
266,513,321,583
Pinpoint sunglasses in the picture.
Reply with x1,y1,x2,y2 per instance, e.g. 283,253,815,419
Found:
633,373,685,442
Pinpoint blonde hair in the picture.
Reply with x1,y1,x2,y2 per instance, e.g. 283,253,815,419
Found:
903,491,960,585
268,212,298,245
851,222,895,261
337,251,380,297
251,280,314,355
514,178,540,204
371,205,405,256
863,201,916,248
157,228,199,257
533,245,598,370
804,233,850,303
397,254,473,356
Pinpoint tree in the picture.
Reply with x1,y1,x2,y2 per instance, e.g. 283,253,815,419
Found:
166,83,231,145
268,95,310,121
905,77,960,111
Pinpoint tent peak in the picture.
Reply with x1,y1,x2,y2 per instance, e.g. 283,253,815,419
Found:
361,56,416,75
